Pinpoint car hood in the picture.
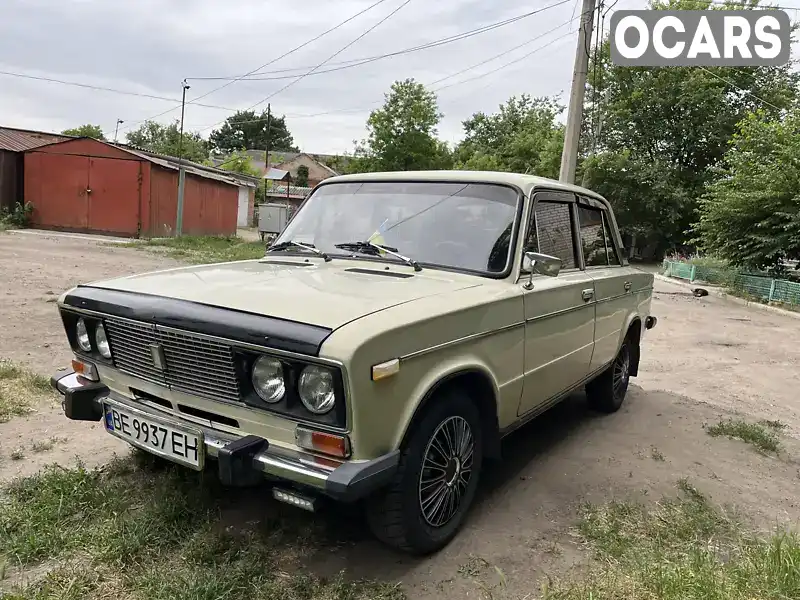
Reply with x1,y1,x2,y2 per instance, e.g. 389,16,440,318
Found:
83,258,482,330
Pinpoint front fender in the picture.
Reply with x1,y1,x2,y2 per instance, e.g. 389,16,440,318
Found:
391,355,500,452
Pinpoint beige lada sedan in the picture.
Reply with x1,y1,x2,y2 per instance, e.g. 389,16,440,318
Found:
52,171,656,554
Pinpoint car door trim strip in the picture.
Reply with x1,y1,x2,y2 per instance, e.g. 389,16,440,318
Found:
399,321,525,361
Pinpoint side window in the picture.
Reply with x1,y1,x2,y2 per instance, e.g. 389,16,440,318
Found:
525,201,576,270
578,206,608,266
602,213,620,265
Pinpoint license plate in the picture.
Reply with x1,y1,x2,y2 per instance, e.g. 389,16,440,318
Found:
103,402,204,470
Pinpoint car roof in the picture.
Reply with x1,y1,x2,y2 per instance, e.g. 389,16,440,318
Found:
321,170,606,201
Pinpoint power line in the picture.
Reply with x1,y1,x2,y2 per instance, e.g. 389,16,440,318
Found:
427,16,576,87
187,0,572,82
0,70,241,112
697,66,786,111
117,0,392,135
189,15,582,131
199,0,415,133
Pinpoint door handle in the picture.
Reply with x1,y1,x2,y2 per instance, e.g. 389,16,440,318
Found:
624,281,632,292
582,288,594,301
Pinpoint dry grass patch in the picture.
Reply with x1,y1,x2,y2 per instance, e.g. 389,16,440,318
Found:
0,360,54,423
0,456,405,600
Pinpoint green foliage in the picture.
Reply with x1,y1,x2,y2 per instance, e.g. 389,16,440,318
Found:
351,79,452,172
215,150,260,177
295,164,309,187
705,418,782,454
61,124,106,140
582,0,799,252
544,481,800,600
0,460,405,599
209,110,297,154
696,109,800,273
126,120,209,163
121,235,264,264
455,95,564,178
0,201,34,229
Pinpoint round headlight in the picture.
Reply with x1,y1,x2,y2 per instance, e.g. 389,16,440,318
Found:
252,356,285,403
298,365,336,414
76,318,91,352
95,324,111,359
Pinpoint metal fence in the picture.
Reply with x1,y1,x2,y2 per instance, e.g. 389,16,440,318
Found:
662,260,800,305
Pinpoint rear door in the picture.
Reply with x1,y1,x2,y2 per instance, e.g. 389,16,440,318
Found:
576,197,632,373
518,193,596,416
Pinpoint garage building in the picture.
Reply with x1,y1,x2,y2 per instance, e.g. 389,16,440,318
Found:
24,137,256,237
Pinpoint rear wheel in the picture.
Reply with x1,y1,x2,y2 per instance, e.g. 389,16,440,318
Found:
586,336,633,413
366,388,483,554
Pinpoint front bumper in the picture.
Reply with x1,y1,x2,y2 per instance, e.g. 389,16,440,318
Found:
50,370,398,502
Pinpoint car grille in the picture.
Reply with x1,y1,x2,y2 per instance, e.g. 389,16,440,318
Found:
104,317,241,404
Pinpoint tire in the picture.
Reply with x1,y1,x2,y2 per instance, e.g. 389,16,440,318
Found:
366,388,484,555
586,335,634,413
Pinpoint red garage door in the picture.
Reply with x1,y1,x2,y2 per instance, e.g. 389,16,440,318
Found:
26,152,90,230
26,145,143,236
87,157,142,236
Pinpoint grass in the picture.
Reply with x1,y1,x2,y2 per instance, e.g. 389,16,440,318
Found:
705,418,782,454
118,235,265,264
0,360,54,423
0,457,405,599
542,479,800,600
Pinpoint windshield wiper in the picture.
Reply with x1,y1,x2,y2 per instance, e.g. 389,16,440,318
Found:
268,240,331,262
335,240,422,272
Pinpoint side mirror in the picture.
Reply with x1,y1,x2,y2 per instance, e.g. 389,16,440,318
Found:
522,251,562,289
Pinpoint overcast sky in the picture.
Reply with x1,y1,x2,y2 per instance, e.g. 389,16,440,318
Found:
14,0,797,155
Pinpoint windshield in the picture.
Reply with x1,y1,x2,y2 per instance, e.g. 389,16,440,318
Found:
274,181,520,274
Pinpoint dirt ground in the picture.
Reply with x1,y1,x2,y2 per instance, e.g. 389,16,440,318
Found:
1,229,799,598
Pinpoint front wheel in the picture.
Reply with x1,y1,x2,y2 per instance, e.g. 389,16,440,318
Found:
366,389,483,554
586,337,633,413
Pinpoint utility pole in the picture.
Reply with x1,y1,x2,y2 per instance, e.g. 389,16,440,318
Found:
113,119,123,144
263,103,272,204
176,79,190,236
559,0,596,184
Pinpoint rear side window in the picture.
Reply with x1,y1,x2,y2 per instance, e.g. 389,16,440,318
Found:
525,201,577,269
578,206,619,266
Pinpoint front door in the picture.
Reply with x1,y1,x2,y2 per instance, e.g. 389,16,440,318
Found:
518,194,596,416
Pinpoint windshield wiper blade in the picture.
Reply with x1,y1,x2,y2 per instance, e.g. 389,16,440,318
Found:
335,241,422,272
268,240,331,262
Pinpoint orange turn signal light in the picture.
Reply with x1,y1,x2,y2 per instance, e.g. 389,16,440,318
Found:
72,358,99,382
296,427,350,458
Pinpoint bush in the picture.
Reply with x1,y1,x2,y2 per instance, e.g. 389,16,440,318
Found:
0,201,34,228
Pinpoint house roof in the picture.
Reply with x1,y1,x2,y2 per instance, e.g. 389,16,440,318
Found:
273,152,339,177
0,126,71,152
116,143,259,187
210,149,343,174
264,167,290,181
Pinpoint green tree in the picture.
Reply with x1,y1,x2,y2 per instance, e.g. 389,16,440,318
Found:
351,79,452,172
454,95,564,178
126,121,209,162
582,0,799,252
62,124,106,140
295,165,309,187
209,110,298,154
695,110,800,273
